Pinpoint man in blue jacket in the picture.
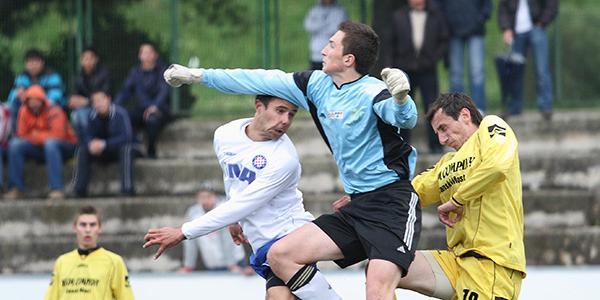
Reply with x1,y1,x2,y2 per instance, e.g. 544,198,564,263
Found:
72,89,136,197
437,0,492,112
5,48,64,134
114,41,170,159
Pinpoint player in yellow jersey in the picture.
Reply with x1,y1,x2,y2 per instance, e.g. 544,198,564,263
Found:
396,92,525,299
45,205,134,300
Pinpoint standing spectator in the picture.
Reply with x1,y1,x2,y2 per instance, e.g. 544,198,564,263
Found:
72,89,135,198
178,186,253,275
114,41,170,159
69,46,111,142
304,0,348,70
384,0,449,153
5,48,65,134
438,0,492,112
4,85,76,200
498,0,558,121
44,205,134,300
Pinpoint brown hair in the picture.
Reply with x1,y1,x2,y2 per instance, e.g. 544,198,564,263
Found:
74,205,102,225
426,93,483,125
338,21,380,75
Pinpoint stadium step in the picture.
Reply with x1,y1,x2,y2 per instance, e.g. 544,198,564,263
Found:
0,190,599,273
2,109,600,273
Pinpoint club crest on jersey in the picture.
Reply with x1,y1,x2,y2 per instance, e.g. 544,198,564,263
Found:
252,155,267,169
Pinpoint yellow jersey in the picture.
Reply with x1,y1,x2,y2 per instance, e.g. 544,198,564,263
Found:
44,247,134,300
413,115,526,274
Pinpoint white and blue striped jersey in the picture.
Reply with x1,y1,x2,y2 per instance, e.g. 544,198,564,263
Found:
201,69,418,194
181,118,314,252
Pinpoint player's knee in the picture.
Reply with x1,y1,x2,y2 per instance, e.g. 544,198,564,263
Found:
266,242,287,268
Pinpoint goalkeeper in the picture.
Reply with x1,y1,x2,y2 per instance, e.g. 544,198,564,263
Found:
160,20,421,300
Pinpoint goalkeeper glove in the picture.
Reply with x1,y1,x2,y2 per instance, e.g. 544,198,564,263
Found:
163,64,203,87
381,68,410,104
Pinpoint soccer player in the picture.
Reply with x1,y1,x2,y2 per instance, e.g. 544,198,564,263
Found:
162,20,419,300
395,92,526,299
44,205,134,300
143,95,341,299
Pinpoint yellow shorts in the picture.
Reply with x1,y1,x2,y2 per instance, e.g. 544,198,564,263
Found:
426,250,524,300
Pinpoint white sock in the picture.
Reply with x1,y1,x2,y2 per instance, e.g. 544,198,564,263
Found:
290,271,342,300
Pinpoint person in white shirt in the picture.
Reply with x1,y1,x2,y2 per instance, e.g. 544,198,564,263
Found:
143,95,341,299
178,186,252,275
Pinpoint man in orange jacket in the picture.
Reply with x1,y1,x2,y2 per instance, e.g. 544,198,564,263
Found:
4,85,77,200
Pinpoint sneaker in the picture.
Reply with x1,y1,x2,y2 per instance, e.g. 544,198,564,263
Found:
48,190,65,200
3,188,24,200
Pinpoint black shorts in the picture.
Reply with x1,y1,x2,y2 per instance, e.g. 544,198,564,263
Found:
313,180,421,276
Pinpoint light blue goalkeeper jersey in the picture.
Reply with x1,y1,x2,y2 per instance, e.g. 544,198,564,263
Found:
202,69,418,194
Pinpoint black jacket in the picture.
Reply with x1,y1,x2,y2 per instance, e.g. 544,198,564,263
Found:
498,0,559,30
384,3,449,72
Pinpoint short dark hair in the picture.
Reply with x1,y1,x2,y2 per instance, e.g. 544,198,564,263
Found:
90,88,111,99
82,46,99,57
140,40,159,53
255,94,277,107
74,205,102,225
426,92,483,126
24,48,44,61
338,21,380,75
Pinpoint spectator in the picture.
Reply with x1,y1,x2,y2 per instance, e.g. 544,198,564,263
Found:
114,41,170,159
303,0,348,70
178,186,253,275
5,48,65,134
0,103,10,192
44,205,134,300
72,89,135,198
4,85,76,200
69,46,111,142
437,0,492,112
498,0,559,121
384,0,449,153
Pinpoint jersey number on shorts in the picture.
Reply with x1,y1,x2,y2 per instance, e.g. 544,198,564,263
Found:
227,164,256,184
462,289,479,300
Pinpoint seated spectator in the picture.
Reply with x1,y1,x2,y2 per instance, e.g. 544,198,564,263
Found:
72,89,135,198
114,41,170,159
4,85,76,200
178,185,253,275
0,103,10,192
5,48,65,135
69,46,111,143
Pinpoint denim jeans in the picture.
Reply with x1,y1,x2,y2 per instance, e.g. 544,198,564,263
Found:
73,143,135,196
449,35,486,111
70,106,92,143
510,26,554,115
7,137,76,191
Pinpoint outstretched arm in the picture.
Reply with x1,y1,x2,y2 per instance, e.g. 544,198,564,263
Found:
142,227,186,259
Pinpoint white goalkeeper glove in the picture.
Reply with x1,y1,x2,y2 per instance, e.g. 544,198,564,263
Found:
381,68,410,104
163,64,203,87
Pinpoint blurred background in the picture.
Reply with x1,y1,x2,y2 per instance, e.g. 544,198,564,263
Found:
1,0,598,119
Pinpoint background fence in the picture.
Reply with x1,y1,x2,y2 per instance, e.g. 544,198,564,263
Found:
1,0,598,119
